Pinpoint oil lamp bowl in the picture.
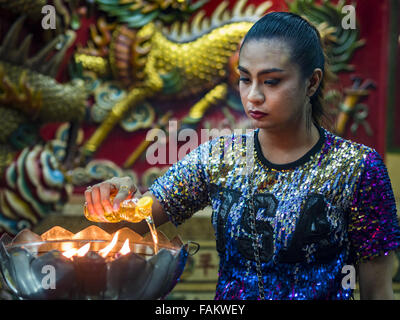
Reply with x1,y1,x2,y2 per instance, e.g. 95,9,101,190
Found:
0,226,194,300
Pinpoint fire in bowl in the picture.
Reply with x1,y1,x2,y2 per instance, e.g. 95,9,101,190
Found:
0,225,196,300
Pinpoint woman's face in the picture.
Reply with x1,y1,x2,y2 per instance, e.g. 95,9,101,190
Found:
238,39,310,131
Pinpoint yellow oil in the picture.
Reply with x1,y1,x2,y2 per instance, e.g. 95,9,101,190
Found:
83,193,158,253
145,216,158,254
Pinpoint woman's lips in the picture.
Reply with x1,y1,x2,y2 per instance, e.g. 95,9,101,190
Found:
249,110,268,120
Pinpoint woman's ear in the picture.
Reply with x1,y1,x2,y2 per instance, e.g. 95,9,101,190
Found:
307,68,323,97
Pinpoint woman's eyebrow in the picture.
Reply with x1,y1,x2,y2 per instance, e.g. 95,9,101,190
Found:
237,65,285,75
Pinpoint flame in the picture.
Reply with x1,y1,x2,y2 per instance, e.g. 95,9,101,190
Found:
62,243,91,258
99,232,119,258
77,243,91,256
119,239,130,255
60,230,132,259
62,248,78,259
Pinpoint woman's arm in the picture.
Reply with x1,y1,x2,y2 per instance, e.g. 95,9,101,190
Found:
85,138,214,232
348,150,400,299
358,251,396,300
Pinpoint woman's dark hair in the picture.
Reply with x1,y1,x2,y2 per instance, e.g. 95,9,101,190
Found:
240,12,327,128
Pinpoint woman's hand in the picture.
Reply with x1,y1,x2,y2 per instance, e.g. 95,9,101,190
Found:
84,176,141,222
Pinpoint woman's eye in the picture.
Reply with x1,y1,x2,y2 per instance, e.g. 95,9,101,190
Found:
264,79,280,85
239,77,250,83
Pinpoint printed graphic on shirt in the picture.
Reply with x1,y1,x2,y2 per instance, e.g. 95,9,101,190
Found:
278,193,346,264
210,184,346,265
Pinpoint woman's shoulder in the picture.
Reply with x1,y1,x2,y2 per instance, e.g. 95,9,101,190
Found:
322,127,383,165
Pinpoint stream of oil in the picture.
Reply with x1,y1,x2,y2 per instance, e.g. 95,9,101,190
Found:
145,216,159,254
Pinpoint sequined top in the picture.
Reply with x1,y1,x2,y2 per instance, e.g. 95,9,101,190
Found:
149,127,400,300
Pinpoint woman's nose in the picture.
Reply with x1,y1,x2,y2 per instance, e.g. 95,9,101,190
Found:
247,84,265,104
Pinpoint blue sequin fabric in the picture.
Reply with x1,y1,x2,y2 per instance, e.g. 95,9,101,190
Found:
149,127,400,300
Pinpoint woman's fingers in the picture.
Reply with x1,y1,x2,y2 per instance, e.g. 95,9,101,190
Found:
84,176,139,221
84,185,105,222
99,182,114,214
91,185,108,222
84,187,96,219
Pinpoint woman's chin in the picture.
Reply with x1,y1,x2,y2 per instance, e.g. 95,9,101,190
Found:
250,118,274,129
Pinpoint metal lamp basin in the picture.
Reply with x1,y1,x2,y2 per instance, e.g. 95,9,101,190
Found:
0,226,193,300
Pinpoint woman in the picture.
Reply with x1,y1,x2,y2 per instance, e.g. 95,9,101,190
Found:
84,12,400,300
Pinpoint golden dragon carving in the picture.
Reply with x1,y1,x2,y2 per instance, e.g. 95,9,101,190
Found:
76,0,274,160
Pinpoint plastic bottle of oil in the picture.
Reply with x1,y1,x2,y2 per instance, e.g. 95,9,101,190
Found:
84,192,153,223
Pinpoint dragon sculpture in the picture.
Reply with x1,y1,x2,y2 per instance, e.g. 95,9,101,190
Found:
0,0,366,235
0,15,87,234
